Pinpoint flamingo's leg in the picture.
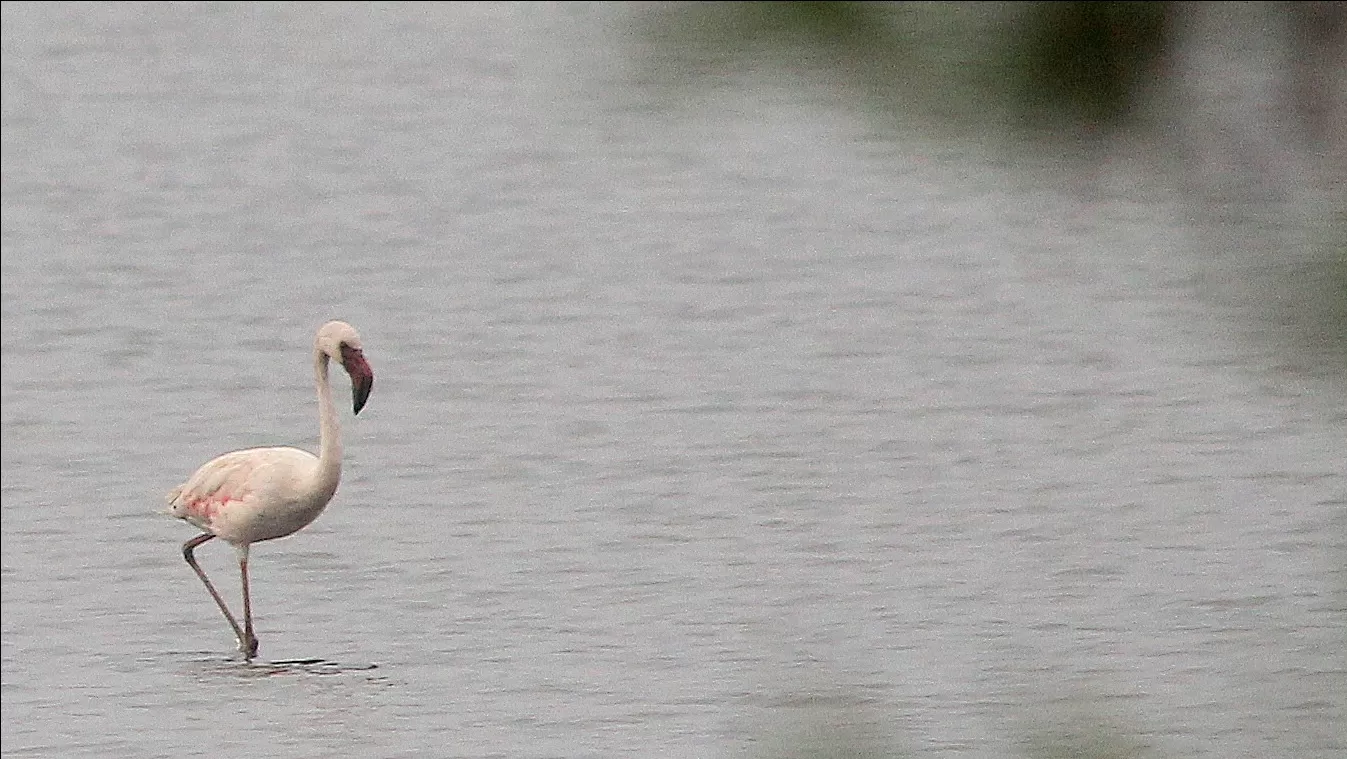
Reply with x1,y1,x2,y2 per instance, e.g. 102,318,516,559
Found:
237,545,259,660
183,533,252,659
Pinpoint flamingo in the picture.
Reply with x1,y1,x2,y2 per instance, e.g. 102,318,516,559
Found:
168,320,374,660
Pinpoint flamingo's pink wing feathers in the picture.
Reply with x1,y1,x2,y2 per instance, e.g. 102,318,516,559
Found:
169,451,261,528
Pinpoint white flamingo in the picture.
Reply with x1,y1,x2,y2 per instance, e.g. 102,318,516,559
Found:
169,320,374,660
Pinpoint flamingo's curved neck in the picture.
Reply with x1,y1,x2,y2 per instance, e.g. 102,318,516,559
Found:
312,349,342,502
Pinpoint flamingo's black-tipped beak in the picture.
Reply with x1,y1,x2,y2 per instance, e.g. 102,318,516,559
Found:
340,345,374,415
351,370,373,415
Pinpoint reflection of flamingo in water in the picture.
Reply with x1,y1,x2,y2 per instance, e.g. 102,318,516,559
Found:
169,321,374,660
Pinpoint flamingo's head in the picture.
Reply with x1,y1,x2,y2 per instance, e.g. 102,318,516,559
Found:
316,320,374,414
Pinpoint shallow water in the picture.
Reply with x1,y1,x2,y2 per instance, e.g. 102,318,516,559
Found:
2,4,1344,758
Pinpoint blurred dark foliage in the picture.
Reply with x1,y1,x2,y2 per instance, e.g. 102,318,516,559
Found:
1007,1,1172,129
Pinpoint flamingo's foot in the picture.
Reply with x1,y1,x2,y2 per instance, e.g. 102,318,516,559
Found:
238,633,260,660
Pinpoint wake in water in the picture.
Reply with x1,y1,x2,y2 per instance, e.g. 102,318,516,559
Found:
164,650,391,682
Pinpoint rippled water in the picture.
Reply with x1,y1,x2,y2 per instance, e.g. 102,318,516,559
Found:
3,4,1344,758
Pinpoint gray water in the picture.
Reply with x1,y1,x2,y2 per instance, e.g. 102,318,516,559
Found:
2,4,1344,758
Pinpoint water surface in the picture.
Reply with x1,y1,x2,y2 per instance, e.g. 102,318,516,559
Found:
3,4,1344,758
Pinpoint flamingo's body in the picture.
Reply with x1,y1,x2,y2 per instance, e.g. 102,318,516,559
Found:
170,320,373,660
171,447,337,546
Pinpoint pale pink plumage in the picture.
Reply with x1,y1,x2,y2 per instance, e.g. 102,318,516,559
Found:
171,447,331,545
169,320,374,660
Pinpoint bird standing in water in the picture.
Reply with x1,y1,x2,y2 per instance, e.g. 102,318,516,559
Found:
169,320,374,660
